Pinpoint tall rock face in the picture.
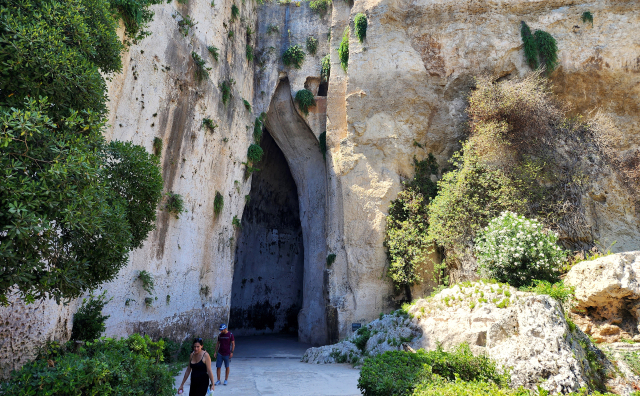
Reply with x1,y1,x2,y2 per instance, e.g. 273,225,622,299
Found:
2,0,639,377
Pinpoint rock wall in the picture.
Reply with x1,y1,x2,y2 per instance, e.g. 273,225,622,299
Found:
3,0,640,377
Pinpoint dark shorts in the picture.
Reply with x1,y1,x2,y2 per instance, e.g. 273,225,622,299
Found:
216,354,230,368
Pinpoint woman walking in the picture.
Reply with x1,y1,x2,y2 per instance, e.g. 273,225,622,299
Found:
178,338,215,395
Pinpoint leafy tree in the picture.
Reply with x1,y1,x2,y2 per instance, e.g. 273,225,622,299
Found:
0,0,163,304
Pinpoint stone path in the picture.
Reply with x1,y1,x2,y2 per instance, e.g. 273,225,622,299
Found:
174,334,361,396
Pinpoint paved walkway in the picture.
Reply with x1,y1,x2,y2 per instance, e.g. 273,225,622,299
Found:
175,334,361,396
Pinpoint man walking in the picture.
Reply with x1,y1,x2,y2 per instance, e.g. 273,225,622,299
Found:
213,324,235,386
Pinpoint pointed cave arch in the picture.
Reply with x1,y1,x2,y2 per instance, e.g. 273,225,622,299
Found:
230,79,328,345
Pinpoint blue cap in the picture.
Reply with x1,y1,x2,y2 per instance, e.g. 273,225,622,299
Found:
219,324,227,330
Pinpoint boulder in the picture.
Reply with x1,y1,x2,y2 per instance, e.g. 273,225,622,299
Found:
303,282,606,394
565,251,640,343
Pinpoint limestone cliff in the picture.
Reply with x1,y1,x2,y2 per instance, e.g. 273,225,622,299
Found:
2,0,639,378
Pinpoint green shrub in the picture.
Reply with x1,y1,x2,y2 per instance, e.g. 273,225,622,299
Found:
203,118,218,131
246,44,254,61
219,79,234,105
309,0,331,15
319,131,327,159
283,44,306,68
246,26,255,36
214,191,224,216
354,13,367,43
413,377,527,396
339,27,349,71
232,215,241,228
321,54,331,81
386,155,439,294
520,21,538,70
306,36,319,55
71,292,111,341
581,11,593,25
295,89,316,115
267,24,279,34
523,280,574,304
0,334,175,395
228,30,234,39
208,45,219,61
164,192,186,218
427,145,525,256
475,211,566,287
533,30,558,74
519,22,558,75
243,99,252,112
230,3,239,22
353,326,371,351
247,143,264,163
191,51,210,81
138,270,155,294
326,253,336,266
253,118,264,143
153,137,163,156
110,0,164,43
358,345,508,396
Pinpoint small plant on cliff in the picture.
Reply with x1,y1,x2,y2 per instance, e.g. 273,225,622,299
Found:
247,143,264,163
153,137,163,156
321,54,331,81
326,253,336,266
319,131,327,160
214,191,224,216
228,30,234,39
295,89,316,115
71,292,112,341
520,22,558,75
207,45,219,61
243,98,252,111
581,11,593,26
354,13,367,43
232,215,241,228
309,0,331,16
267,24,279,34
338,27,349,71
138,270,155,294
202,118,218,131
254,117,264,143
246,44,254,62
306,36,319,55
164,192,187,218
230,3,240,22
475,212,567,288
283,44,306,68
191,51,210,81
219,79,235,105
178,14,195,36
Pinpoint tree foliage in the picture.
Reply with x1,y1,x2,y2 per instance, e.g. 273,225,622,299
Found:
386,155,439,293
0,0,163,304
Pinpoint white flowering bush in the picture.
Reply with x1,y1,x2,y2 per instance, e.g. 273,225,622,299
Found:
475,212,566,287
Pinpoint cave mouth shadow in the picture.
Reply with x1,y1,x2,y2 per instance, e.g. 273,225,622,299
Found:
230,79,329,345
229,129,304,337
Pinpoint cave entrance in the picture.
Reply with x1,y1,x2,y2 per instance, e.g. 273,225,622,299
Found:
229,129,304,336
230,79,328,345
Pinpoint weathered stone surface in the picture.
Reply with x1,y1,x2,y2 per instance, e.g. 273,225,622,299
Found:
305,282,604,394
566,251,640,343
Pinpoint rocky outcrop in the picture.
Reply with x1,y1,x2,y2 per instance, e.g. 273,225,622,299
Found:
566,251,640,343
304,282,606,394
